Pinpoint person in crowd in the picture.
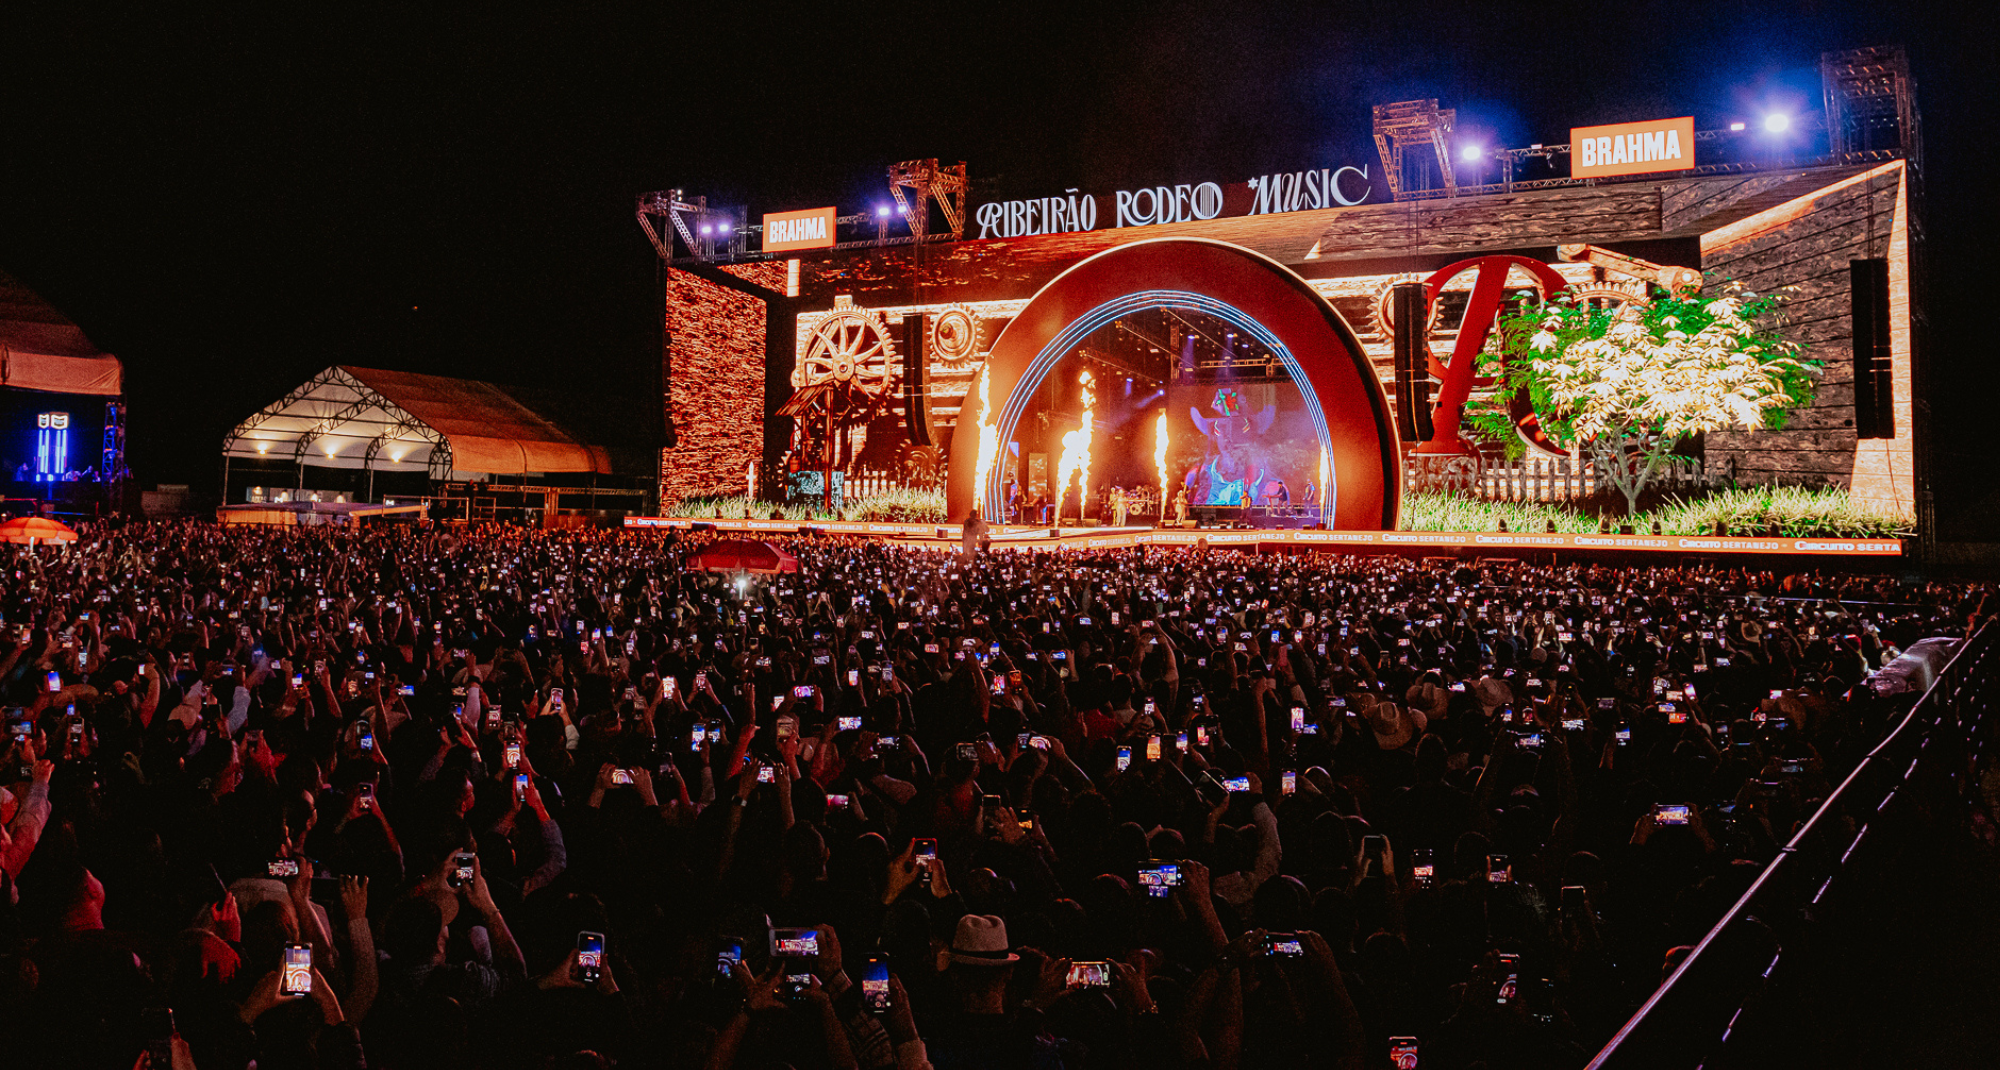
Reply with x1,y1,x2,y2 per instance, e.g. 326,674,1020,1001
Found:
0,517,1985,1069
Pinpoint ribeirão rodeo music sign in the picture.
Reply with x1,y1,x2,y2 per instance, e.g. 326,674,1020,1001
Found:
972,163,1376,239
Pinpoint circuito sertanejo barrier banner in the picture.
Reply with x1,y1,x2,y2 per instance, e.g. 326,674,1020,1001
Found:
623,517,1903,557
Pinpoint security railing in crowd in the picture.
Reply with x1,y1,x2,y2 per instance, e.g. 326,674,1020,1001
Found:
1585,618,1998,1070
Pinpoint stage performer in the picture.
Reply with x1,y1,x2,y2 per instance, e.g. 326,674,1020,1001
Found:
962,508,989,560
1173,485,1189,526
1112,486,1129,527
1185,387,1278,507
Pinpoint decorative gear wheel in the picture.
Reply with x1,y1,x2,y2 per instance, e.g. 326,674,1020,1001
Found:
793,295,898,397
898,443,943,486
928,305,983,367
1570,279,1652,309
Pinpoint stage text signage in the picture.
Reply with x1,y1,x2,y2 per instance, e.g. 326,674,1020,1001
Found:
762,207,838,252
1570,117,1696,178
973,164,1374,239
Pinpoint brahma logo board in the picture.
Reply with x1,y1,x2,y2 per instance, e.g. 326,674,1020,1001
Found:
762,207,837,252
1570,117,1696,178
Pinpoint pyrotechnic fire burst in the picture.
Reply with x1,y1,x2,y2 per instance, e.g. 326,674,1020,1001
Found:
972,364,999,518
1054,369,1095,524
1155,410,1170,521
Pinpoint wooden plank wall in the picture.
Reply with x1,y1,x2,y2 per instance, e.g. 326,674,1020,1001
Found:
1699,165,1906,498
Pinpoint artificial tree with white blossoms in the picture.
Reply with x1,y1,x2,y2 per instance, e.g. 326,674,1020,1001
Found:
1468,284,1819,516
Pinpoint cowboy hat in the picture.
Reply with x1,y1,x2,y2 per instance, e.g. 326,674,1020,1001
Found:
938,914,1019,969
1405,681,1449,719
1368,702,1426,751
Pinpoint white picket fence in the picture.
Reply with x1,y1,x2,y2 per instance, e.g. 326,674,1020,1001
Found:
1406,453,1733,502
845,465,945,498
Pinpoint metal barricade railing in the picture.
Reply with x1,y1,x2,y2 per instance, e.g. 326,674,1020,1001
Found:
1584,619,1998,1070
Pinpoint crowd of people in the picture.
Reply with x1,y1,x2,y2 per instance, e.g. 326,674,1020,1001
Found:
0,518,1987,1070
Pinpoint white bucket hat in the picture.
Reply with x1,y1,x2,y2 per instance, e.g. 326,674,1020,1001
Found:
938,913,1019,969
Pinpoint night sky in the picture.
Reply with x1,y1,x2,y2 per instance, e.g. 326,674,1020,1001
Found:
1,2,1993,536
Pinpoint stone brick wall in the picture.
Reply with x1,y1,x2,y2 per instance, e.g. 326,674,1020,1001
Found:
1700,162,1913,518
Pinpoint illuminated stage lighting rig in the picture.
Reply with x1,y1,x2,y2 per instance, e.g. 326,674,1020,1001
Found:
1822,46,1919,162
635,190,747,262
887,159,969,242
1372,99,1458,199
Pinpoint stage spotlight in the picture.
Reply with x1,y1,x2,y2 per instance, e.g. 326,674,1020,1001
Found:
1461,145,1484,162
700,225,712,235
1729,121,1747,132
1763,113,1790,133
877,205,892,217
717,223,731,234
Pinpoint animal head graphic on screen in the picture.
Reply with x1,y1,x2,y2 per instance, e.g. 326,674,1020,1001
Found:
1185,386,1296,507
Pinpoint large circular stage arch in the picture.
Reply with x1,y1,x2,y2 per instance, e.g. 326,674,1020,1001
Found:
946,237,1402,531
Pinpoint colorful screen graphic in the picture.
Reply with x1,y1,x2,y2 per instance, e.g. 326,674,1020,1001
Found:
1172,382,1318,508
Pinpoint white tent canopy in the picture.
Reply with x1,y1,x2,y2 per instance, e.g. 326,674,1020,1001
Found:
222,366,612,478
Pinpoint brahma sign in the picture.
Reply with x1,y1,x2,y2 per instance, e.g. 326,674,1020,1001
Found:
761,207,837,252
1570,117,1695,178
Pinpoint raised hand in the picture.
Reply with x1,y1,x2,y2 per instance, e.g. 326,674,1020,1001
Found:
1111,959,1156,1015
1026,950,1071,1011
993,805,1026,847
882,840,921,904
738,958,784,1012
1179,858,1212,903
338,875,369,922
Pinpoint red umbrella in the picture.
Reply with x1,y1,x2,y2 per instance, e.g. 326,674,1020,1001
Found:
687,539,798,575
0,516,79,545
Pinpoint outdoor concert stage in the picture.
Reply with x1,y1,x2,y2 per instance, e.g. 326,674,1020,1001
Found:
624,516,1905,559
641,48,1927,561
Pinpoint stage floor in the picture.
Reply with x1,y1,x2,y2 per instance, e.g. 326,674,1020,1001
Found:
625,516,1904,558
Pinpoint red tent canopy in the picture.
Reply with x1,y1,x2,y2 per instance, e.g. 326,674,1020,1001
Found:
687,539,798,575
0,516,79,544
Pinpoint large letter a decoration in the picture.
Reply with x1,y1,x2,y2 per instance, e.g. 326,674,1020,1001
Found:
1414,255,1570,458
